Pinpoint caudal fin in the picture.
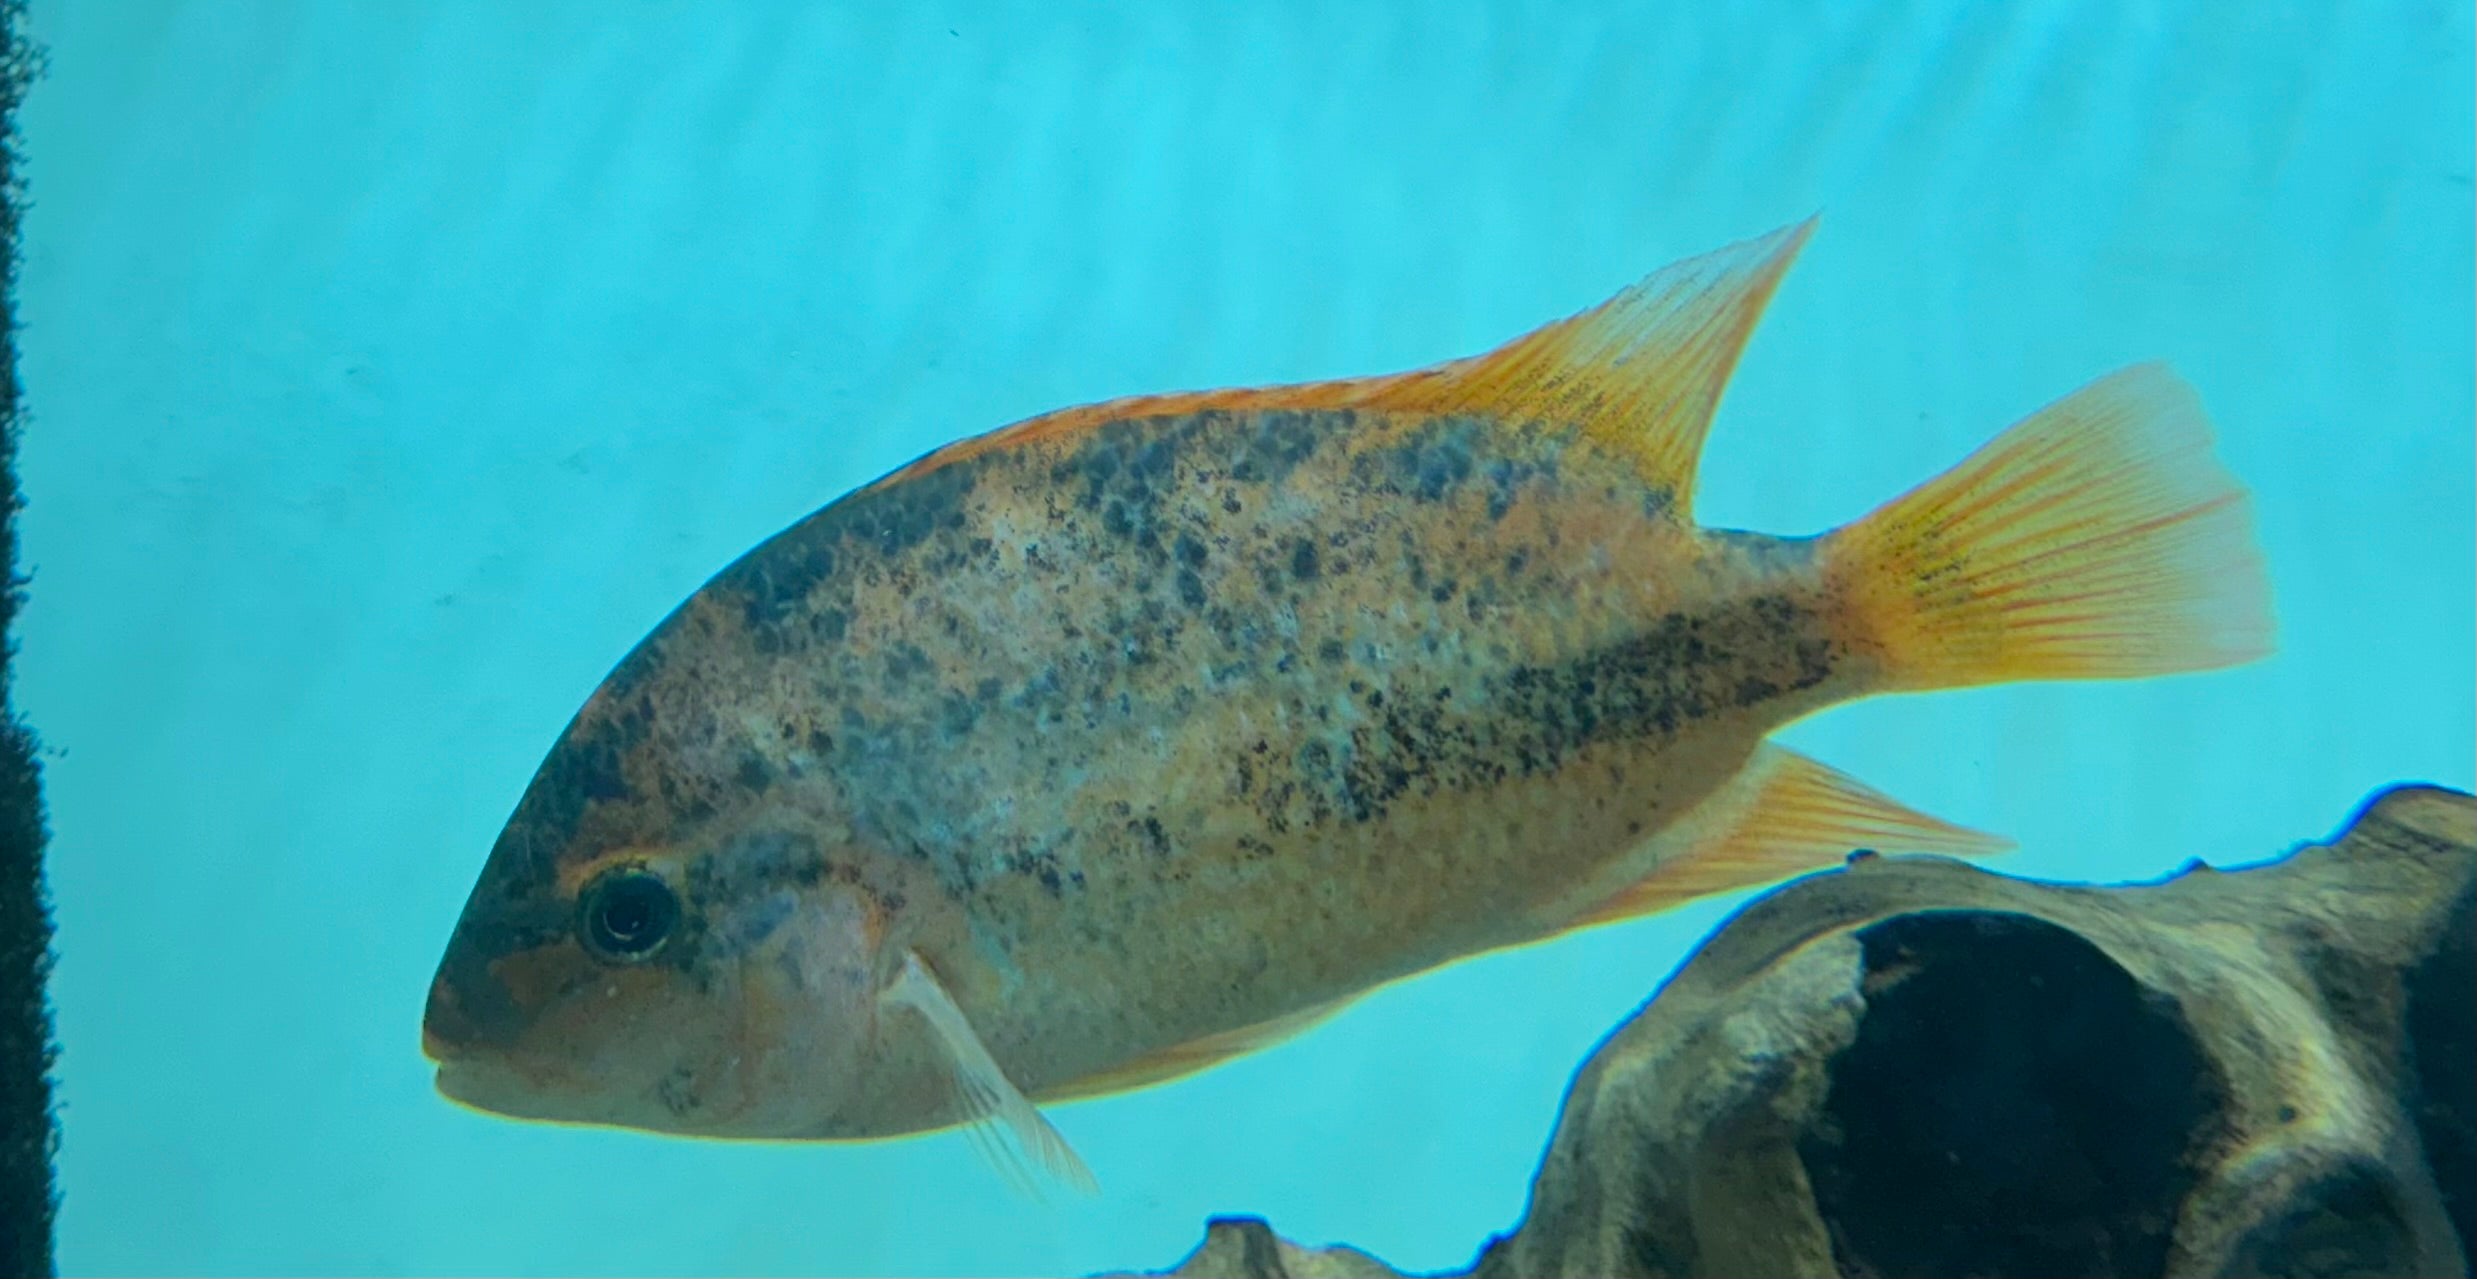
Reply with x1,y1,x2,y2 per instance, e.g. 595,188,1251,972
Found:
1825,363,2273,692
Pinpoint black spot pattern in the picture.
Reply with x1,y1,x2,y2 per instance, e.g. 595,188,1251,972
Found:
497,406,1840,926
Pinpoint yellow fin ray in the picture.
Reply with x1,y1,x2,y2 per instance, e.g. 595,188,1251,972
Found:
1033,994,1359,1106
1562,744,2011,934
1825,362,2275,691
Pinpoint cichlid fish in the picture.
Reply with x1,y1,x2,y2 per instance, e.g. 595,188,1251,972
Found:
421,220,2272,1192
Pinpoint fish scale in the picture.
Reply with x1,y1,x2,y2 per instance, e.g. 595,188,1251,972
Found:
423,218,2273,1194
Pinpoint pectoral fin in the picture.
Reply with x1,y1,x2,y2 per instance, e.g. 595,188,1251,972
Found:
880,950,1099,1198
1561,744,2013,933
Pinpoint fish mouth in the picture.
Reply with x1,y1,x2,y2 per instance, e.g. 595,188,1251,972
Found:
422,981,571,1120
430,1053,568,1122
430,1059,487,1107
429,1057,511,1117
431,1053,724,1135
419,1018,456,1066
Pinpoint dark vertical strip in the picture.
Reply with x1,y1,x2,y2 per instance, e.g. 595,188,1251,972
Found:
0,3,55,1276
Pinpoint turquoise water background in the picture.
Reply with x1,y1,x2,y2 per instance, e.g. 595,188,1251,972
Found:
17,3,2474,1275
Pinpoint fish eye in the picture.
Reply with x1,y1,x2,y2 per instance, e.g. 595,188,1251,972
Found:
579,868,680,963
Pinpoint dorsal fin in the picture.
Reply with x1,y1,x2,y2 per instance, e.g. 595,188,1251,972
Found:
1031,993,1359,1106
1557,742,2010,934
868,220,1818,518
1358,216,1815,518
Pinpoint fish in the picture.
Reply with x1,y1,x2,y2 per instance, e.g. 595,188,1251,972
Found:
420,219,2273,1194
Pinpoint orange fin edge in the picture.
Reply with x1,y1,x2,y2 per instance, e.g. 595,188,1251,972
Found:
870,219,1819,517
1363,217,1816,516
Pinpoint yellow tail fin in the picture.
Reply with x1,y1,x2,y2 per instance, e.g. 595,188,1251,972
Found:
1826,363,2274,692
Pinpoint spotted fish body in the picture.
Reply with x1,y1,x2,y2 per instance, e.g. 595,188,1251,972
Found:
593,408,1829,1097
424,221,2272,1186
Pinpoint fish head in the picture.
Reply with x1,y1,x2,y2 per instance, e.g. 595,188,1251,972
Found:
423,724,886,1139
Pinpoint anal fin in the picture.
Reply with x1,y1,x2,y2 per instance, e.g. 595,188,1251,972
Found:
880,951,1099,1198
1562,744,2012,933
1034,994,1359,1106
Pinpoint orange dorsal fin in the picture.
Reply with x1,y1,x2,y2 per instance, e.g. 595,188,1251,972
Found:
1031,994,1358,1106
1360,216,1815,517
871,220,1817,517
1561,743,2012,933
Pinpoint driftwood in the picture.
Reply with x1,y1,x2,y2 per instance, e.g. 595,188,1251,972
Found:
1109,784,2477,1279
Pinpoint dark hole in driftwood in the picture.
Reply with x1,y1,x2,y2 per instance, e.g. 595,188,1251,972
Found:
2403,882,2477,1260
1801,909,2226,1279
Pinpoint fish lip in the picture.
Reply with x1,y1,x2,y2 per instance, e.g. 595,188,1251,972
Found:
432,1056,658,1132
420,974,480,1067
430,1055,547,1120
420,1020,453,1065
430,1060,469,1101
429,1059,494,1114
